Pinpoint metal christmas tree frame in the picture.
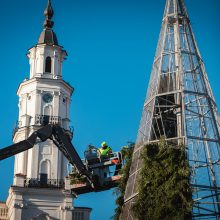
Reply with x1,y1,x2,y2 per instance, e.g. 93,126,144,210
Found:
123,0,220,219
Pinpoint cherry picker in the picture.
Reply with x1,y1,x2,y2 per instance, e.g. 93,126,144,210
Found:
0,124,123,195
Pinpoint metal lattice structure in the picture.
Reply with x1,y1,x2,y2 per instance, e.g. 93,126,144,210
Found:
122,0,220,219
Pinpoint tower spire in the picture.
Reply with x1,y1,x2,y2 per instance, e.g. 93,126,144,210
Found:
38,0,58,45
43,0,54,29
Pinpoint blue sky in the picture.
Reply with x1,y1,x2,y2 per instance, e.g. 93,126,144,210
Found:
0,0,220,219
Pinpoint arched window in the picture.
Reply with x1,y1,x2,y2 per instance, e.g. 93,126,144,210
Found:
40,160,51,184
43,105,52,116
43,105,52,125
41,160,49,174
45,57,52,73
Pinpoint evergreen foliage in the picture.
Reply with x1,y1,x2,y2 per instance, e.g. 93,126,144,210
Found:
69,172,87,184
114,143,134,220
132,141,192,220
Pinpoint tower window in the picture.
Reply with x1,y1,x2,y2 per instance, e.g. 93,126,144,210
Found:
45,57,52,73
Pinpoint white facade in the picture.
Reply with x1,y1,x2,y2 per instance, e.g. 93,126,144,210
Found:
7,187,74,220
13,76,73,181
28,44,66,80
13,43,73,183
0,202,8,220
2,197,92,220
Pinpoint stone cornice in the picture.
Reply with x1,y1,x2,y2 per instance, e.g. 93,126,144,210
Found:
17,78,74,96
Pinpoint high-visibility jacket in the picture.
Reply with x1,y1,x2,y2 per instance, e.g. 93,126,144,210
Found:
99,146,112,156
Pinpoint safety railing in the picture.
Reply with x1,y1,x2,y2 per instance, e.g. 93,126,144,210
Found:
35,115,61,125
24,178,65,189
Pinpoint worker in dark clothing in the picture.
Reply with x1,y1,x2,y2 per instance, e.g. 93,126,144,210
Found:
99,141,112,157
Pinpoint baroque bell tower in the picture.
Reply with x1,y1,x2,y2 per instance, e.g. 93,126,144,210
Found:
6,1,75,219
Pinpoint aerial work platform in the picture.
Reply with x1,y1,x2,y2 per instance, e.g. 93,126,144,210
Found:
69,150,122,194
0,125,124,195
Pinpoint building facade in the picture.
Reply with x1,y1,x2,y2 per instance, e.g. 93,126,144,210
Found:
6,1,91,220
1,201,91,220
0,202,8,220
72,207,92,220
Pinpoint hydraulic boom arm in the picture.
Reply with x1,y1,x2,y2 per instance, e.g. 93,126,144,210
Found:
0,125,52,161
0,125,91,181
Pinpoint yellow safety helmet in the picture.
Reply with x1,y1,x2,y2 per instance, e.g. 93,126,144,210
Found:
101,141,108,147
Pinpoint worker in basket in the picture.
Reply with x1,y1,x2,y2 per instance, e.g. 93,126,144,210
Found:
99,141,112,158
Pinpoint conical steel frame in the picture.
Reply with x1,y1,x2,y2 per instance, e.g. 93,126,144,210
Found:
122,0,220,219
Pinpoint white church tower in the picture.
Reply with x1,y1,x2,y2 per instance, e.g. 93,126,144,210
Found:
6,1,77,219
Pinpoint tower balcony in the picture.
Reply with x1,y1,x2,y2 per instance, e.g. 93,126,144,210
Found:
12,115,74,139
35,114,61,126
24,178,65,189
35,115,74,139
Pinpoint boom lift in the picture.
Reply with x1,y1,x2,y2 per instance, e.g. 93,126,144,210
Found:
0,125,123,195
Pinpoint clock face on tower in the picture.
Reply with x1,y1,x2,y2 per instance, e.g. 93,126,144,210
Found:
43,93,53,103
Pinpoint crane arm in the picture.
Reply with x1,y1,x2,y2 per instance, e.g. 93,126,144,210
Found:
51,125,92,180
0,125,53,161
0,125,90,179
